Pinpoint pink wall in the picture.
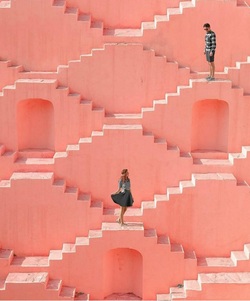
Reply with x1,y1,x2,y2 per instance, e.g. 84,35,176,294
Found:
0,0,103,70
59,44,189,113
17,99,55,150
0,0,250,299
47,225,197,299
191,99,229,152
103,248,143,298
143,174,250,257
0,0,248,73
0,80,104,151
103,0,250,71
227,60,250,94
66,0,188,28
54,125,193,204
142,81,250,153
0,173,102,255
0,60,23,90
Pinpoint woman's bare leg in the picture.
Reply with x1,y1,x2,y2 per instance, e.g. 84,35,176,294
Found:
120,206,127,225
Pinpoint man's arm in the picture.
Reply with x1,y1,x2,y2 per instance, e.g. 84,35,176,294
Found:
211,32,216,52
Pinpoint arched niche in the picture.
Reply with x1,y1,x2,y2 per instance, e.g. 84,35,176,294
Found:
104,248,142,299
17,98,55,151
191,99,229,153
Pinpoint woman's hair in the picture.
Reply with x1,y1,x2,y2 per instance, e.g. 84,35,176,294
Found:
121,169,129,182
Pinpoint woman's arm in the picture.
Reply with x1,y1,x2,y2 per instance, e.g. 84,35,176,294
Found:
114,188,121,194
114,179,122,194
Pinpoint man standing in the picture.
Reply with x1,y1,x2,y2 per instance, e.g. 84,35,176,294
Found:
203,23,216,81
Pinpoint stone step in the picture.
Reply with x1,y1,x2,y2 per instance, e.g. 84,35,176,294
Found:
101,221,144,231
65,7,78,15
102,207,142,223
16,78,58,86
193,158,231,166
78,13,91,23
198,257,235,268
183,272,250,299
191,173,236,184
191,147,250,173
90,200,103,209
15,158,54,166
199,272,250,285
0,249,14,264
166,173,237,201
1,172,87,205
46,278,62,291
170,286,186,299
104,1,195,37
11,256,49,267
191,150,228,159
0,1,11,8
10,172,54,183
171,243,184,253
62,243,76,253
0,79,59,97
0,272,77,299
0,180,11,188
4,272,49,287
231,250,249,264
18,70,57,79
157,293,173,300
49,250,63,261
1,150,18,161
59,286,76,298
103,28,142,37
62,124,171,156
167,7,181,18
74,293,89,300
53,0,66,8
190,71,228,80
197,245,250,273
104,113,142,125
17,149,55,158
103,124,143,133
192,158,232,173
75,237,90,247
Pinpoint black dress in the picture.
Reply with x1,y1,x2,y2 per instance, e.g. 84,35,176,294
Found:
111,190,134,207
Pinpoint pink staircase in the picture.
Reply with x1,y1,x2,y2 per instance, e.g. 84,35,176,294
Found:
0,272,83,300
159,272,250,300
0,172,103,256
0,0,250,300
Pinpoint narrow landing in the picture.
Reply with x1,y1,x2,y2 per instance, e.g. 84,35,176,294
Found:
102,222,144,231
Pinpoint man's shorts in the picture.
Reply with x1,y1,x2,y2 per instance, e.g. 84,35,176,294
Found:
206,50,215,62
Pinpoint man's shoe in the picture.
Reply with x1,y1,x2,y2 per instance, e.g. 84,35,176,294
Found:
206,76,211,80
207,77,215,81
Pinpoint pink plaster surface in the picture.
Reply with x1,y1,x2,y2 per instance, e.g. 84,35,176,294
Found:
67,0,189,28
0,0,250,300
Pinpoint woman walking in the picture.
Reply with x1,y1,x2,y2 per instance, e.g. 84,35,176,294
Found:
111,169,134,225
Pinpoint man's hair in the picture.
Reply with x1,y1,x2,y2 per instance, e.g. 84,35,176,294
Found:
203,23,210,28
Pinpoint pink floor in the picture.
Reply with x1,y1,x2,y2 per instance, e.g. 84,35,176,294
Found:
0,0,250,300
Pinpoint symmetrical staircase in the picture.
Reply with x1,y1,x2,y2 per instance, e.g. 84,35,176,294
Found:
0,0,249,300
